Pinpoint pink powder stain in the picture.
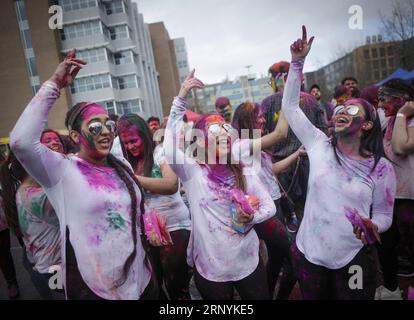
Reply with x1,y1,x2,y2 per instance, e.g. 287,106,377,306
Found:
386,188,394,207
76,159,119,191
408,287,414,300
86,223,107,247
80,103,108,122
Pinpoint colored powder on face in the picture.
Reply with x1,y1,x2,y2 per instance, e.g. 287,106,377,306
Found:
80,104,108,122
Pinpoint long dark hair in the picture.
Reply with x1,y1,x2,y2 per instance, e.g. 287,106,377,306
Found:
331,98,385,172
40,129,66,152
0,151,28,237
193,113,246,192
65,103,151,287
232,101,261,139
118,114,154,177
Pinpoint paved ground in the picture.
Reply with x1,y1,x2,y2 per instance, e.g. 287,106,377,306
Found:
1,235,412,300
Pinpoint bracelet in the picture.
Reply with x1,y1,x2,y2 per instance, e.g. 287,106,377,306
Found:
396,113,406,119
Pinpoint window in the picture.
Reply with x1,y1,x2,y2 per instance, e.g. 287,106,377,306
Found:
104,0,124,15
118,99,143,114
380,47,386,57
77,48,106,64
364,49,370,59
71,74,111,93
114,51,133,65
373,60,379,69
117,75,137,89
387,46,394,55
389,57,395,68
60,0,97,12
109,25,129,40
374,71,380,79
371,48,378,58
61,20,101,40
102,101,117,114
381,59,387,68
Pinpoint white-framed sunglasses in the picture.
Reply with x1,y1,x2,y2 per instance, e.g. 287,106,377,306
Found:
333,105,360,117
87,120,117,136
208,123,234,136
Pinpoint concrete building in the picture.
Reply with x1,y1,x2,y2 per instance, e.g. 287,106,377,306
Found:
304,35,408,102
193,75,273,114
60,0,163,119
0,0,72,138
149,22,181,117
0,0,163,141
173,37,190,84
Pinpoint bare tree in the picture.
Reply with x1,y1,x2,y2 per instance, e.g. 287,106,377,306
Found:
380,0,414,69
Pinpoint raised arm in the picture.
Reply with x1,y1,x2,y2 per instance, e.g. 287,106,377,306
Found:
257,111,288,150
10,49,86,188
164,70,204,182
282,26,326,151
272,146,306,174
391,102,414,155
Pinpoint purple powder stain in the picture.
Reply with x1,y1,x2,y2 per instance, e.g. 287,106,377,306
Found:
86,223,107,247
386,188,394,207
76,160,119,191
408,287,414,300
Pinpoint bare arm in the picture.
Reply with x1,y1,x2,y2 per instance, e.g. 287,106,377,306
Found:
391,102,414,156
272,146,306,174
136,161,179,195
257,111,289,151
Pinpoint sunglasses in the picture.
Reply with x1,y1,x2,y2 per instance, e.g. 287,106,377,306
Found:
87,120,117,136
208,123,234,136
333,105,360,117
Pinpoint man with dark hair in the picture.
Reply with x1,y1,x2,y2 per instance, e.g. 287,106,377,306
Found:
341,76,360,98
147,116,161,134
309,84,333,124
215,97,232,123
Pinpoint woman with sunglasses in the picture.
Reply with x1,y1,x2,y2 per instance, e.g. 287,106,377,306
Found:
117,114,192,300
0,133,64,300
231,101,302,298
10,49,156,300
282,27,396,300
375,79,414,300
164,70,276,300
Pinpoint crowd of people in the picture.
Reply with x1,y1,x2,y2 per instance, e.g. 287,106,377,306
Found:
0,26,413,300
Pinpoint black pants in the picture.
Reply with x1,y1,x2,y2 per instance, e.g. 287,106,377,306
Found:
65,229,158,300
291,243,378,300
377,199,414,291
0,229,17,285
150,229,191,300
254,210,291,297
194,259,270,300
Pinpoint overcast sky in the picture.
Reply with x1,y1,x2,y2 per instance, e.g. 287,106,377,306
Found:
134,0,394,84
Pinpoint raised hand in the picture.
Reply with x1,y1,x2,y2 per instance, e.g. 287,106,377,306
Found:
290,26,315,60
49,48,87,89
178,69,204,100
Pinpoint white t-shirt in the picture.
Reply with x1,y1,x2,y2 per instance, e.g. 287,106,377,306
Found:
16,185,61,274
283,58,397,269
144,144,191,232
10,81,151,300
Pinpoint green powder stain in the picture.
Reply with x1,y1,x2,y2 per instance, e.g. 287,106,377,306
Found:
18,206,30,232
106,209,126,231
31,201,43,219
151,164,162,179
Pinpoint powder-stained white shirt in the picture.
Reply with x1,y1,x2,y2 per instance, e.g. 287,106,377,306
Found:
10,81,151,300
165,97,276,282
232,139,281,201
144,144,191,232
0,196,8,232
16,185,61,274
283,58,397,269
